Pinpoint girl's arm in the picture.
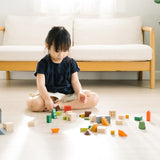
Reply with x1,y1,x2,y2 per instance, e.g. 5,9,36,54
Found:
37,73,54,111
71,72,87,104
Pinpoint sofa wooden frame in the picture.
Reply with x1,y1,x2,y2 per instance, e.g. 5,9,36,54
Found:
0,26,155,88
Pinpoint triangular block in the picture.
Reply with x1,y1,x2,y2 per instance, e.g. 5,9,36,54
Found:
118,130,127,137
84,130,92,135
101,117,110,126
90,123,98,132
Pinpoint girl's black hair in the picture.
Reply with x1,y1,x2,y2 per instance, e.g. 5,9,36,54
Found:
45,26,71,52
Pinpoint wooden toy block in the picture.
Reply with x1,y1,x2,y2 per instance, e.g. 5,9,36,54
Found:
125,115,129,119
118,115,125,120
3,122,14,132
97,126,106,133
64,105,71,113
51,128,60,133
51,108,57,119
101,117,110,126
81,113,85,118
67,112,76,121
90,123,98,132
96,115,111,124
85,111,92,117
118,130,127,137
0,128,7,135
116,120,123,125
89,114,96,122
139,121,146,130
63,116,67,120
84,130,92,135
109,110,116,118
46,115,52,123
80,128,88,132
0,108,1,124
111,130,115,135
56,111,62,116
28,120,35,127
84,117,90,120
134,116,142,121
88,125,92,129
146,110,151,121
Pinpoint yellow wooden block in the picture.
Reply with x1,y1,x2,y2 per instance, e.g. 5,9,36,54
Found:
111,130,115,135
90,123,98,132
81,113,85,118
125,115,129,119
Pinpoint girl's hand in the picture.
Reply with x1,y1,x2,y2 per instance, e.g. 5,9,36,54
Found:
78,92,87,104
45,98,54,112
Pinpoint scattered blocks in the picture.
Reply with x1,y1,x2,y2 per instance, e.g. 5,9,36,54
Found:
118,115,125,120
97,126,106,133
51,108,57,119
125,115,129,119
89,114,96,122
110,130,115,135
3,122,14,132
96,115,111,124
146,110,151,121
134,116,143,121
90,123,98,132
116,120,123,125
84,130,92,136
0,128,7,135
118,130,127,137
51,128,60,133
28,120,35,127
46,115,52,123
109,110,116,118
56,111,62,116
101,117,110,126
80,128,88,132
85,111,92,117
64,105,71,113
139,121,146,130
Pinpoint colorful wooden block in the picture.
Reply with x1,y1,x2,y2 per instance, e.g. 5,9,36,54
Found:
96,115,111,124
63,116,67,120
67,112,76,121
101,117,110,126
84,117,90,120
28,120,35,127
116,120,123,125
111,130,115,135
80,128,88,132
146,110,151,121
89,114,96,122
109,110,116,118
97,126,106,133
3,122,14,132
90,123,98,132
84,130,92,135
51,108,57,119
118,115,125,120
56,111,62,116
125,115,129,119
46,115,52,123
118,130,127,137
64,105,71,113
139,121,146,130
134,116,143,121
81,113,85,118
85,111,92,117
51,128,60,133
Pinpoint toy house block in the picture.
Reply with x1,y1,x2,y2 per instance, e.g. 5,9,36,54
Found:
118,115,125,120
89,114,96,122
109,111,116,118
118,130,127,137
46,115,52,123
134,116,143,121
0,128,7,135
80,128,88,132
111,130,115,135
139,121,146,130
56,111,62,116
51,108,57,119
28,120,35,127
101,117,110,126
146,110,151,121
51,128,60,133
84,130,92,135
0,108,1,124
81,113,85,118
64,105,71,113
97,126,106,133
3,122,14,132
85,111,92,117
125,115,129,119
96,115,111,124
116,120,123,125
90,123,98,132
67,112,76,121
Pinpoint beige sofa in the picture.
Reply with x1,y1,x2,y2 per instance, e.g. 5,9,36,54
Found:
0,16,155,88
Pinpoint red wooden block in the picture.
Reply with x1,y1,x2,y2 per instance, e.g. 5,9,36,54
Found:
64,105,71,113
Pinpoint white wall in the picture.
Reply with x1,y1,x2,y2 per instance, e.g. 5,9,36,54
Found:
0,0,160,80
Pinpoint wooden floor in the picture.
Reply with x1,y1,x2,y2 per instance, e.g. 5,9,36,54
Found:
0,79,160,160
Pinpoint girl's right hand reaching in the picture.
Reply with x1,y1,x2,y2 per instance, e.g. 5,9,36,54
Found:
45,98,54,112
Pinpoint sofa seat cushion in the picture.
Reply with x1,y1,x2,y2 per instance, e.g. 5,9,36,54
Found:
0,45,45,61
71,44,152,61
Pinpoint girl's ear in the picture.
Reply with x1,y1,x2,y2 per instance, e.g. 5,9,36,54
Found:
45,42,49,49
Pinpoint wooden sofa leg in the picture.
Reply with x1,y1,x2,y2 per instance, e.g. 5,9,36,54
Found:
150,70,155,89
6,71,10,80
138,71,143,81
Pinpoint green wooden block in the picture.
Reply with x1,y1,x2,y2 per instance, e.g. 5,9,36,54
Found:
51,109,57,119
84,117,90,120
134,116,143,121
46,115,52,123
56,111,62,116
88,125,92,129
63,116,67,120
80,128,88,132
139,121,146,130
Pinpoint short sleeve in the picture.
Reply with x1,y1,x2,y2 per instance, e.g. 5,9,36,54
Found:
34,60,46,77
71,58,80,74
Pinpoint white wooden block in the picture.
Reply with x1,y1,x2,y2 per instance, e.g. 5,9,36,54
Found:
109,110,116,118
28,120,35,127
97,126,106,133
116,120,123,125
67,112,76,121
3,122,14,132
89,114,96,122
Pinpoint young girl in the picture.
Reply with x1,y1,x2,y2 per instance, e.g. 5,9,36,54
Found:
27,26,99,112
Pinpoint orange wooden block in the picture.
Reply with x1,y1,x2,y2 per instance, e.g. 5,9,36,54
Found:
90,123,98,132
146,110,151,121
101,117,110,126
118,130,127,137
125,115,129,119
51,128,60,133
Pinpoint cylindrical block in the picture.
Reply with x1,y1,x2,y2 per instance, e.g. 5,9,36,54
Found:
47,115,52,123
146,110,151,121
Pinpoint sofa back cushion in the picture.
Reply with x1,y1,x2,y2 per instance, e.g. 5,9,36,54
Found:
3,16,73,45
74,16,143,45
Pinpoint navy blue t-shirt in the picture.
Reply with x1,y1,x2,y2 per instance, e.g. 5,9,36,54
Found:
34,55,80,94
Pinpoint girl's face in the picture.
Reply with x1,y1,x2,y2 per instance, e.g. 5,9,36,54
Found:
48,44,69,63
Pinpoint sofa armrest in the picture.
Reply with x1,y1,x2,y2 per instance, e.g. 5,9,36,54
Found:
0,26,5,37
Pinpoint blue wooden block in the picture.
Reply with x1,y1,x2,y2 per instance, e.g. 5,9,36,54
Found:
0,128,7,135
